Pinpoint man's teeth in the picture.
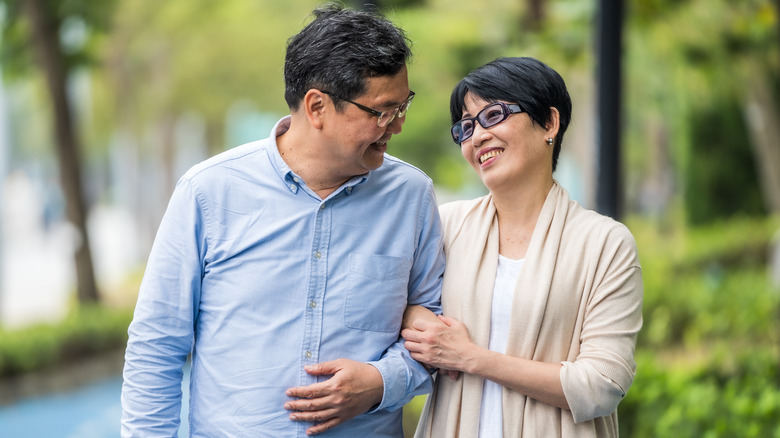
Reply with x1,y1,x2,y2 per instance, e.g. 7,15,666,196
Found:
479,149,502,164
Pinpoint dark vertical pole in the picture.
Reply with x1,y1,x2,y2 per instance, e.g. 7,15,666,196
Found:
595,0,624,219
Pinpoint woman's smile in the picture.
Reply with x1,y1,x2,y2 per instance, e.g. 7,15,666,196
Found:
478,148,504,165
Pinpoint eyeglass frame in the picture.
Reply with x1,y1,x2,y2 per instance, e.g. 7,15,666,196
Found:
320,90,415,127
451,101,524,144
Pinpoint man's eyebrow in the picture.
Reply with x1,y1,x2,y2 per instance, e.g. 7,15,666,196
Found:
378,91,413,109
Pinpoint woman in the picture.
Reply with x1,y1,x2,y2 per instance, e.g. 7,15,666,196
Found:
401,57,643,437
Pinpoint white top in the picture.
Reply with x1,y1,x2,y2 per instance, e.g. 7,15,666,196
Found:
478,255,525,438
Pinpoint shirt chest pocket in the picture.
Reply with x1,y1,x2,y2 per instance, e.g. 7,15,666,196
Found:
344,253,412,332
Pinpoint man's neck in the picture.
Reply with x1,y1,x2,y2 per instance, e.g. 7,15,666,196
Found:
276,119,351,199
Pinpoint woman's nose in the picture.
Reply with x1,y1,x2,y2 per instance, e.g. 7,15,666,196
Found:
469,123,492,148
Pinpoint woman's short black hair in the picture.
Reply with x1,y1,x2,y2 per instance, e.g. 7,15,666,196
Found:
450,57,572,171
284,4,412,111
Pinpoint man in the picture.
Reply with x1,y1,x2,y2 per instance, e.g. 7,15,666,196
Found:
120,4,444,437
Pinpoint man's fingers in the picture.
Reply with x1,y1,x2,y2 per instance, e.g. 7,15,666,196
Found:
284,396,327,412
289,406,338,420
285,400,316,411
286,382,328,400
305,417,343,436
443,369,461,380
290,409,336,423
304,359,341,376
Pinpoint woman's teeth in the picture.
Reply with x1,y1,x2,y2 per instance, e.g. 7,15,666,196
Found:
479,149,502,164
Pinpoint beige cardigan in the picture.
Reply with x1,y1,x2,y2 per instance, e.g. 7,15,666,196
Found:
415,182,643,438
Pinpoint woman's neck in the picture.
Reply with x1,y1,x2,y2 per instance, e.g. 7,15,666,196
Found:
493,179,553,259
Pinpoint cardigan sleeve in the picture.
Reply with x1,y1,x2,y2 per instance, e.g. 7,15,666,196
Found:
560,224,643,423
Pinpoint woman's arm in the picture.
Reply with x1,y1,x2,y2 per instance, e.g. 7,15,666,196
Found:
402,315,569,410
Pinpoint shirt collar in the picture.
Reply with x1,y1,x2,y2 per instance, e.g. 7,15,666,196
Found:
266,116,369,196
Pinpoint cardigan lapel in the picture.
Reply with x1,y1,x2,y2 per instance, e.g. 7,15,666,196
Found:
438,195,499,437
502,182,570,433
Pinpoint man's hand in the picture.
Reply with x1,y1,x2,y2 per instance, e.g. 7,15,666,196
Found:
284,359,384,436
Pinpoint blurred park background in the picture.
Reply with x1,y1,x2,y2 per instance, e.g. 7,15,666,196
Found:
0,0,779,436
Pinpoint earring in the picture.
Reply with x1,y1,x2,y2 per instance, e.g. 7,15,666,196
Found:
546,138,554,146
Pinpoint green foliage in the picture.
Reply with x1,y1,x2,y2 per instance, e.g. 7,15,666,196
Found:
403,394,428,437
0,0,118,80
0,305,133,378
618,216,780,437
621,350,780,437
629,215,780,349
684,94,766,225
0,1,36,79
377,0,427,8
623,0,778,223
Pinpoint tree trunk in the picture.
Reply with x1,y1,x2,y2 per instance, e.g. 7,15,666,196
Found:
21,0,99,303
743,69,780,214
523,0,545,32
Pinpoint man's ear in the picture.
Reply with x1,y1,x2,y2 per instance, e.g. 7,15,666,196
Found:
303,89,327,129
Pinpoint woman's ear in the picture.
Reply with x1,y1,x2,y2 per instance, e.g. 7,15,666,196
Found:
303,89,327,129
546,107,561,140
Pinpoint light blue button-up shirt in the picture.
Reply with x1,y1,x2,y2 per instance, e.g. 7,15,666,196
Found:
121,117,444,437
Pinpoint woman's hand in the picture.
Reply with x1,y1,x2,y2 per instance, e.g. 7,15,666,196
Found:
402,306,462,379
402,314,476,375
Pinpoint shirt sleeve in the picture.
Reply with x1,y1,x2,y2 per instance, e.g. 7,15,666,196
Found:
560,226,643,423
121,178,207,436
368,182,445,411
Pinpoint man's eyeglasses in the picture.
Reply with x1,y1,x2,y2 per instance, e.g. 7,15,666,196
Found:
321,90,415,128
451,102,524,144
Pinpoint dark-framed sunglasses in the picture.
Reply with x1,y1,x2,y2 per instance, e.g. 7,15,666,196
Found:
451,102,524,144
321,90,415,128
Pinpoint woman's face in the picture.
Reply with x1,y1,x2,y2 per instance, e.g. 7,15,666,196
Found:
458,92,555,193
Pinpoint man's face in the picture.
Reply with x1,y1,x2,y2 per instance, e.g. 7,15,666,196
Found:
323,65,411,178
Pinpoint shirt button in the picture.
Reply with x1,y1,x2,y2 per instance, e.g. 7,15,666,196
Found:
320,204,325,210
314,251,322,259
305,351,312,359
293,177,300,183
310,300,317,308
289,184,296,190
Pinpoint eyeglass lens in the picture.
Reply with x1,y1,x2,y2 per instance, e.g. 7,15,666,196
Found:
451,102,519,144
378,94,414,127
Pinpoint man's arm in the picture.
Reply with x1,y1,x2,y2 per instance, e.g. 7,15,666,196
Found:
121,178,205,436
366,182,445,408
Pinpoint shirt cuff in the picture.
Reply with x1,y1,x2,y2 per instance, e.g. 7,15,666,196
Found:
365,360,406,412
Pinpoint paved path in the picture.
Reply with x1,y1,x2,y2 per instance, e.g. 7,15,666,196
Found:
0,359,191,437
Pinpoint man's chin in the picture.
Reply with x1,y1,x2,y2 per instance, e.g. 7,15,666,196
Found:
370,142,388,154
363,154,385,171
